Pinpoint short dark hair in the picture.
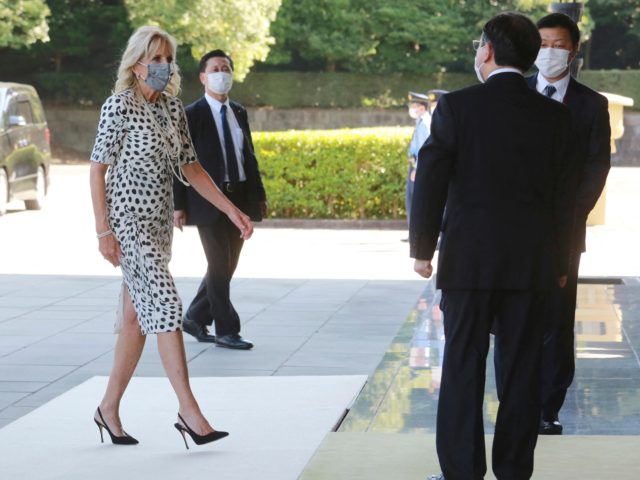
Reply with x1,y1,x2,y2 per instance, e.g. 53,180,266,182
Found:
198,50,234,73
537,13,581,47
482,12,541,72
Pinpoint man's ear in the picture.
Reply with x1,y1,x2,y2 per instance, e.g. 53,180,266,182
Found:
199,71,207,87
482,42,494,64
568,44,580,64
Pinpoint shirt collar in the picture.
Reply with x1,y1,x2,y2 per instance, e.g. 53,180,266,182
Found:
204,92,230,112
488,67,523,78
536,72,571,100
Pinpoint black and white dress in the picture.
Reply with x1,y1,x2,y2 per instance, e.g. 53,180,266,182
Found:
91,89,197,335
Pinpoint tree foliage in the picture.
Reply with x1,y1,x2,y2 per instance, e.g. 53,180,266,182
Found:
124,0,282,79
265,0,551,73
588,0,640,69
32,0,130,72
0,0,50,49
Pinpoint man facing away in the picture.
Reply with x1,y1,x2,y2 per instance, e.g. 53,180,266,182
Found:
174,50,267,350
410,13,578,480
531,13,611,435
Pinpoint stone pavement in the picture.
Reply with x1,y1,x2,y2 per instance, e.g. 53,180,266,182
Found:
0,275,424,428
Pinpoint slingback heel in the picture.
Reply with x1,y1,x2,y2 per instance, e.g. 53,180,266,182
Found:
174,413,228,450
94,407,139,445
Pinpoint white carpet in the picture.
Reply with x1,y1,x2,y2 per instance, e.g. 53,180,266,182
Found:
0,375,366,480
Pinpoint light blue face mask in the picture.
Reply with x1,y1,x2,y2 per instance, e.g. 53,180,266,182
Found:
138,62,172,92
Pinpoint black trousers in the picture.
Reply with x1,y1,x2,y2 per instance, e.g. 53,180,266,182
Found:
437,289,545,480
186,192,247,337
541,252,581,420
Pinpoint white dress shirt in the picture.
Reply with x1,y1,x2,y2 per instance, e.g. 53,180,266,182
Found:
535,72,570,103
204,93,246,182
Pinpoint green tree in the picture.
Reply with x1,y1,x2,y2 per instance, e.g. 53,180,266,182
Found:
125,0,282,79
267,0,376,72
588,0,640,69
33,0,130,72
0,0,50,49
265,0,551,74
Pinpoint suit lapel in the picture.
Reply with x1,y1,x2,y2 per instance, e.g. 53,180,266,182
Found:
564,77,585,113
230,102,255,157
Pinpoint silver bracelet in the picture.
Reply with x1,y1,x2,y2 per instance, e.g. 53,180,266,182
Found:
96,229,113,239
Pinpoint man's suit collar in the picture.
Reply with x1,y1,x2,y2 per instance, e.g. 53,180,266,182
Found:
485,71,527,88
527,73,584,110
204,93,230,112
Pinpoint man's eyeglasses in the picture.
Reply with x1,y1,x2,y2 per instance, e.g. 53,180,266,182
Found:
472,39,484,51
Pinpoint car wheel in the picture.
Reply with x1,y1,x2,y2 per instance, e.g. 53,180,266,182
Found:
25,166,46,210
0,168,8,215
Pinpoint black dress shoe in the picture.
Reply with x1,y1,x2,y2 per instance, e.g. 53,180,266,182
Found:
539,418,563,435
216,334,253,350
182,317,216,343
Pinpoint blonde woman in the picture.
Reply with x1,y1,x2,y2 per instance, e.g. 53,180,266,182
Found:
89,25,252,448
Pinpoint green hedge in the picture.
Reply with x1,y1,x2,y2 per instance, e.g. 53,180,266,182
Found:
580,70,640,107
255,127,413,219
24,70,639,109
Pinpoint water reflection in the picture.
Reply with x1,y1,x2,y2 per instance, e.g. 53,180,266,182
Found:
341,280,640,435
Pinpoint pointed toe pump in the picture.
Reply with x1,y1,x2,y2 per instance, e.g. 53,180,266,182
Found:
94,407,139,445
174,413,229,449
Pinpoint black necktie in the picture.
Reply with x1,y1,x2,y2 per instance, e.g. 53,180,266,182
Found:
543,85,557,98
220,104,239,183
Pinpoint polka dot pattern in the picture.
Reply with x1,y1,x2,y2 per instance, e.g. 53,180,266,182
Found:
91,89,197,335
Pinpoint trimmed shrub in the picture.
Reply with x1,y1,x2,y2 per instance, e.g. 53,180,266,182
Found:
254,127,413,219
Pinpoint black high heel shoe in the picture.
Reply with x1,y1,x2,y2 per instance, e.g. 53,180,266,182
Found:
94,407,139,445
174,413,228,449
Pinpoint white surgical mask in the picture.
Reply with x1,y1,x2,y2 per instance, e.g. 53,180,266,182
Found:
408,106,421,119
535,47,571,78
474,59,485,84
207,72,233,95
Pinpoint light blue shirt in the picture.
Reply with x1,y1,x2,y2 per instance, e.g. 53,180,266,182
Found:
408,116,431,159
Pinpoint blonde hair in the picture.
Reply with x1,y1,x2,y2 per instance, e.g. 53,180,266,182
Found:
114,25,181,97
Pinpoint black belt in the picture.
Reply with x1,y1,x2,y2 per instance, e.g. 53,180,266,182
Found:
222,181,246,193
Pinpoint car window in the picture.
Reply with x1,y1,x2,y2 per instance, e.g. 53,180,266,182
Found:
7,99,18,118
17,100,34,124
29,97,45,123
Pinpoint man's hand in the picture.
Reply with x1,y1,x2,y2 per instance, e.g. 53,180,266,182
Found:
414,259,433,279
174,210,186,231
558,275,568,288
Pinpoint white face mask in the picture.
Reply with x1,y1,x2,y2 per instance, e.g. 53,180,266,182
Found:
535,47,571,78
474,46,485,83
474,60,485,84
207,72,233,95
408,106,421,119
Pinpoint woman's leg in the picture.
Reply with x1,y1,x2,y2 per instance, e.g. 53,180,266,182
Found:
97,288,146,435
157,330,215,435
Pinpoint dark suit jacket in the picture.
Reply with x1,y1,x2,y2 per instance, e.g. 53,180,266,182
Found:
173,97,266,225
527,75,611,252
410,72,578,290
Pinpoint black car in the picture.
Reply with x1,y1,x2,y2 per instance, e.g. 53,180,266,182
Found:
0,82,51,215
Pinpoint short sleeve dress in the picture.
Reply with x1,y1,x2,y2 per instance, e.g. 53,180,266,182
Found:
91,89,197,335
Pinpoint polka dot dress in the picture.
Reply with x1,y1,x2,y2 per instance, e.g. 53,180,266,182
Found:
91,89,197,335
